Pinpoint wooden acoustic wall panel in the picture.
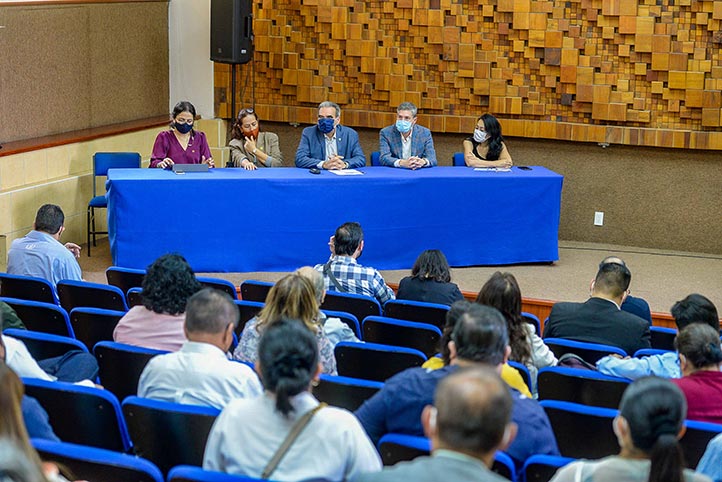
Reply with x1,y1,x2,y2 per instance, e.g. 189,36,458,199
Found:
214,0,722,150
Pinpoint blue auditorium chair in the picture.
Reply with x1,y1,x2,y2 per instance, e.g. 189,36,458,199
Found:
1,297,72,337
312,374,383,411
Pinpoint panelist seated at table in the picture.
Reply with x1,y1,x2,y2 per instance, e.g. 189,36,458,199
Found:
379,101,437,169
294,101,365,170
463,113,513,168
228,107,283,169
150,100,215,169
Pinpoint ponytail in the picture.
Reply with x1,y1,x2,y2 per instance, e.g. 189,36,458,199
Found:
648,433,685,482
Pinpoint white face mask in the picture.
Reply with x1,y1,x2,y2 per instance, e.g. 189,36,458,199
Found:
473,129,488,143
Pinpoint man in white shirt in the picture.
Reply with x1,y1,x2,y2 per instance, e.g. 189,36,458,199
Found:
138,288,262,410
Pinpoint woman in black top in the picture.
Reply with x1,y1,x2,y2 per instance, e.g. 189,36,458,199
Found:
397,250,464,306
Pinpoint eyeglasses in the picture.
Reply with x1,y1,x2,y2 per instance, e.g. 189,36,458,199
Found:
175,118,194,125
238,108,255,118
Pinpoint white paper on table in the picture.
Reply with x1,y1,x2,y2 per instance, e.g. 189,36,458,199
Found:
330,169,364,176
474,168,511,172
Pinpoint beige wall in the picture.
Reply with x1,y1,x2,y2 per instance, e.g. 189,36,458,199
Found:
0,119,229,271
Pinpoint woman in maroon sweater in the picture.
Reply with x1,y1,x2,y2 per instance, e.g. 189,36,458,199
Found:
672,323,722,424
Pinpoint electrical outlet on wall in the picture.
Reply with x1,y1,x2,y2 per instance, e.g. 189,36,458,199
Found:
594,212,604,226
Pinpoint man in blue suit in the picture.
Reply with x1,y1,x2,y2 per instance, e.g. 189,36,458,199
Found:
295,101,366,169
379,102,437,168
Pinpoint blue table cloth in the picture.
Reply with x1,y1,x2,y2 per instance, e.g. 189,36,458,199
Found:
107,166,563,272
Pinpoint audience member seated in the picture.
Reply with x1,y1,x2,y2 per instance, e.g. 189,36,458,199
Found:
549,376,711,482
354,367,516,482
233,274,337,375
113,254,201,351
314,222,395,305
543,262,651,355
422,300,532,398
597,294,719,379
462,114,513,168
137,289,262,410
150,100,214,169
7,204,82,285
355,303,559,469
1,301,24,330
2,317,97,386
599,256,652,324
671,324,722,424
396,250,464,306
477,272,556,393
228,108,283,169
1,357,58,443
697,432,722,482
204,318,381,481
295,101,365,170
378,102,437,169
296,267,360,346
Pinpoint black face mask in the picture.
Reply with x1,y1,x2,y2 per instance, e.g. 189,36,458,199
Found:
175,122,193,134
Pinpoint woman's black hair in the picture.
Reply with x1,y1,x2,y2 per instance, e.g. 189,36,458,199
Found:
142,254,202,315
475,272,531,364
231,108,259,140
619,377,686,482
172,101,196,119
674,323,722,369
480,113,504,160
439,300,472,365
258,317,319,417
410,249,452,283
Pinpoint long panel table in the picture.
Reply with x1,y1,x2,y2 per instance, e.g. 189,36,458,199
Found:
107,166,563,272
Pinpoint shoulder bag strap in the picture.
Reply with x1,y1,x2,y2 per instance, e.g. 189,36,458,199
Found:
323,261,346,293
261,402,327,480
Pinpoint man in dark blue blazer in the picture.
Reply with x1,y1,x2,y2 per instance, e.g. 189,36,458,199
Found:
543,262,651,355
295,101,365,169
379,102,437,168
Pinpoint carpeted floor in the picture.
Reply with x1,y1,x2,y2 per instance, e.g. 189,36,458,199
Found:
80,238,722,317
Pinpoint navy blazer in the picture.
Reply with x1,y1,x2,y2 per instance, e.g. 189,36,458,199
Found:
379,124,437,167
294,124,366,168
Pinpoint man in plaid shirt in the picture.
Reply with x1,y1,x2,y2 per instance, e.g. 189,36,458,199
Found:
314,222,395,305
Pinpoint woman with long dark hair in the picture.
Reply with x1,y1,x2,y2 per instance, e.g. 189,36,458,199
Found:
550,376,710,482
150,100,215,169
229,108,283,169
204,318,381,481
462,113,513,168
476,272,555,393
397,249,464,306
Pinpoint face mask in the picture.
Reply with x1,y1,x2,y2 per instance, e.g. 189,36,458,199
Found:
318,118,335,134
246,127,260,139
396,120,412,133
175,122,193,134
474,129,488,143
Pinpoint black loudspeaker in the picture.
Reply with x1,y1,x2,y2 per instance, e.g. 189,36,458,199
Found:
210,0,254,64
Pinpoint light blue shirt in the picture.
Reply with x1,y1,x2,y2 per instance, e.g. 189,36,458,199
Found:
698,433,722,482
596,351,680,380
7,230,82,285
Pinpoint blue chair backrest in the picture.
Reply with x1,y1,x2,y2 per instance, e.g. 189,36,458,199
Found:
94,341,168,402
334,341,426,382
0,297,72,337
127,286,144,307
452,152,465,166
522,454,576,482
122,396,220,475
543,337,627,364
650,326,677,351
0,272,59,305
377,433,430,465
168,466,267,482
3,328,88,359
23,378,131,452
522,311,541,336
106,266,146,294
312,374,383,411
540,400,618,459
537,366,630,409
321,309,362,339
681,419,722,468
239,279,274,302
196,276,238,300
69,307,125,351
233,300,265,337
507,360,533,394
492,451,517,482
57,279,128,312
93,152,142,199
370,151,381,166
33,438,163,482
633,348,671,357
320,291,382,325
362,316,442,357
382,299,450,330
